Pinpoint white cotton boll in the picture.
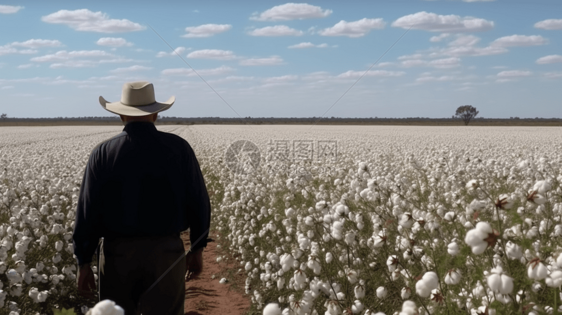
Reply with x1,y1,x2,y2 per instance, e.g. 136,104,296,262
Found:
466,180,479,190
447,242,459,256
399,213,414,229
376,286,387,299
263,303,282,315
277,277,285,290
465,222,496,255
401,300,417,315
444,269,461,285
35,290,49,302
546,270,562,287
386,255,398,272
351,300,364,314
307,257,321,275
443,211,456,222
285,208,295,218
346,269,358,284
28,287,39,303
245,262,252,271
487,267,513,294
55,240,63,252
344,232,355,246
528,260,548,280
354,285,365,299
421,271,439,290
533,180,552,194
90,299,124,315
326,252,333,264
557,254,562,268
496,194,514,210
280,254,294,272
294,270,306,287
415,280,431,298
6,269,22,284
505,241,523,260
401,287,411,299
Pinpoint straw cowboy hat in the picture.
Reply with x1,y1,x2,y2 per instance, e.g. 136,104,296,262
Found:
99,81,175,116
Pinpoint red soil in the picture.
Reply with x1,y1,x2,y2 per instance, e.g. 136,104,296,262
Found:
181,231,251,315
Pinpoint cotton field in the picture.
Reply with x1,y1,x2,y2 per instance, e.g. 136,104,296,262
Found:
0,125,561,315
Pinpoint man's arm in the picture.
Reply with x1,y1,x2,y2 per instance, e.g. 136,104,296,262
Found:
73,151,103,267
184,143,211,252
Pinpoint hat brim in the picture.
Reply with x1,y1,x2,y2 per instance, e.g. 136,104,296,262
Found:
99,96,175,117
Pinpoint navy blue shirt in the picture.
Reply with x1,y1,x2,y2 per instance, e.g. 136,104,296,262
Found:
73,121,211,266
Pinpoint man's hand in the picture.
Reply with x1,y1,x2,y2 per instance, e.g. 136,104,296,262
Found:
77,263,97,300
185,248,204,280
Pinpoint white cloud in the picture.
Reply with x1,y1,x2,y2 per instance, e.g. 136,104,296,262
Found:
319,18,386,38
9,39,62,48
156,47,188,57
288,42,328,49
0,5,23,14
41,9,145,33
497,70,532,78
536,55,562,64
463,0,495,2
401,57,460,68
182,24,232,38
491,35,548,47
249,25,303,36
50,60,98,68
110,65,152,73
31,50,114,62
96,37,133,47
416,75,456,83
429,57,461,68
398,53,424,60
186,49,236,60
401,59,427,67
239,56,283,66
430,33,450,42
1,85,14,89
0,46,37,55
544,72,562,79
161,66,234,76
337,70,405,79
534,19,562,30
17,64,35,69
449,35,480,46
98,58,136,64
0,46,17,56
264,75,298,83
251,3,332,21
439,45,507,57
392,11,494,32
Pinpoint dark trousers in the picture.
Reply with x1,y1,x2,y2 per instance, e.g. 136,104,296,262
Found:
98,234,185,315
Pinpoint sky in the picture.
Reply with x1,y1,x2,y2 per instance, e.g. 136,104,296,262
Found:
0,0,561,119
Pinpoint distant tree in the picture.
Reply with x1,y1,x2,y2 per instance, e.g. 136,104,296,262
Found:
454,105,479,125
0,113,7,119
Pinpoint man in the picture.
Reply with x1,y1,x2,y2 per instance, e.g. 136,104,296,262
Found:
73,81,211,315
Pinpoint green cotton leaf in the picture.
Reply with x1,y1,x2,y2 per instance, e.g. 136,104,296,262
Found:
53,308,77,315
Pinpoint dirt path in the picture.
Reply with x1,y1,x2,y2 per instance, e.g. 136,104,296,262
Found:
181,231,251,315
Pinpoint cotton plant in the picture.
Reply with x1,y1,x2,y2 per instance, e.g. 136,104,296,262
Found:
2,125,562,314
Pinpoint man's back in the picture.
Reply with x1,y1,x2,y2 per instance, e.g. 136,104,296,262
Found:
73,121,210,266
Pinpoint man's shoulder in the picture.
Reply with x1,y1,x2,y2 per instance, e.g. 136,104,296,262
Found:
157,130,194,152
91,131,127,154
